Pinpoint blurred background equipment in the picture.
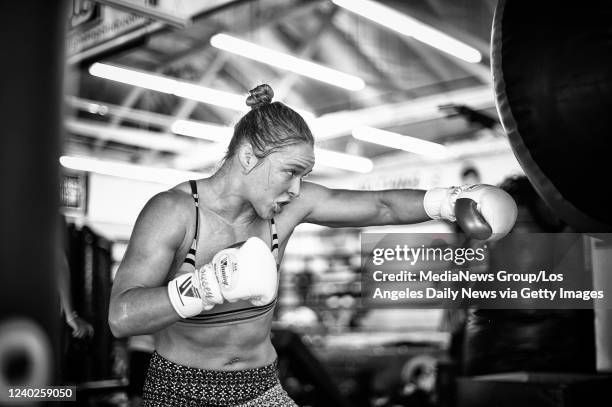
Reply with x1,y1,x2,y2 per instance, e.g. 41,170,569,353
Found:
461,177,596,377
64,225,114,383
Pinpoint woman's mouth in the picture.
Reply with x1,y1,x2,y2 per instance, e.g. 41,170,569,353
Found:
274,201,290,213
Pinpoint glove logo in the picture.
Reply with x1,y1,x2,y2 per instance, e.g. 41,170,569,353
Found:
178,278,201,299
215,253,238,289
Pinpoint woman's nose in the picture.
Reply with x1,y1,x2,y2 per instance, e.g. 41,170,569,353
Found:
288,178,301,198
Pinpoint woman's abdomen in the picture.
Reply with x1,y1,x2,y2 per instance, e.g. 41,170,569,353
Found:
153,312,276,370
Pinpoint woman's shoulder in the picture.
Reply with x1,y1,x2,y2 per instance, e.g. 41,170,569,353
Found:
170,179,196,197
141,182,196,220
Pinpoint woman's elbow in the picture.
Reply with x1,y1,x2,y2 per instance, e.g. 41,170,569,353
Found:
108,303,131,338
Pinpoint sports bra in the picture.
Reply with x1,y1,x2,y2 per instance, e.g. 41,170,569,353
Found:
176,180,279,326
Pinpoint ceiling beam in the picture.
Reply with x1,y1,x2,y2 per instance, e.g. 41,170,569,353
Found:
327,18,409,95
168,51,230,123
137,51,232,165
273,5,339,100
399,39,458,86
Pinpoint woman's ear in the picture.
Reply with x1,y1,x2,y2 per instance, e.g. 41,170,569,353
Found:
237,143,258,173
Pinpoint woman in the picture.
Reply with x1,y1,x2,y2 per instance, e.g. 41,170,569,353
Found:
109,84,516,406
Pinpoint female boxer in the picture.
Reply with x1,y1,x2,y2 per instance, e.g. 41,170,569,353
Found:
109,84,516,406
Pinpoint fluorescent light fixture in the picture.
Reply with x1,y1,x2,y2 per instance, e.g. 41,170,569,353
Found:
89,63,315,119
60,155,207,185
332,0,482,63
352,126,449,158
210,33,366,91
314,148,373,173
89,62,245,111
171,120,233,142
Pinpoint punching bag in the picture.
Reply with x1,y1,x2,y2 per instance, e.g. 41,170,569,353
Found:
0,0,68,397
492,0,612,232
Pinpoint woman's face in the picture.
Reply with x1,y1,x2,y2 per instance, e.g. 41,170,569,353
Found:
246,142,315,219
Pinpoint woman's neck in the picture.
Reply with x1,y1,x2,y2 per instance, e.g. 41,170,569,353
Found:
199,165,258,226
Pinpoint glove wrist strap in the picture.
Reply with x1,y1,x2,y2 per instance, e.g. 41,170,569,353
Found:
167,273,204,318
424,187,462,221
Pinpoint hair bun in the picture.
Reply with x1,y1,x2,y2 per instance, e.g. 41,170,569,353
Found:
246,84,274,109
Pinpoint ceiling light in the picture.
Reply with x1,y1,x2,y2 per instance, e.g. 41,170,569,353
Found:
352,126,449,158
332,0,482,63
60,155,207,185
210,33,366,91
89,62,245,110
314,148,373,173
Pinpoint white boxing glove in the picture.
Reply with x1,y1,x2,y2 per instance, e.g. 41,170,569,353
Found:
167,263,223,319
211,237,278,306
424,184,517,240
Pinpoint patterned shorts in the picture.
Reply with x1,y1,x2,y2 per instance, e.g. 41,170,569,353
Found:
142,352,297,406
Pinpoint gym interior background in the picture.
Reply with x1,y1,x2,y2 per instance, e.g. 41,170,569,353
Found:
1,0,611,406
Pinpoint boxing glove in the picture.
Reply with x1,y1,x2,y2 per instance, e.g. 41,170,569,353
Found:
211,237,278,306
424,184,517,240
167,261,223,319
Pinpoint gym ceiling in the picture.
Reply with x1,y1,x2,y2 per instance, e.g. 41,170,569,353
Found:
65,0,499,179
